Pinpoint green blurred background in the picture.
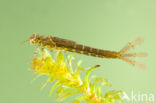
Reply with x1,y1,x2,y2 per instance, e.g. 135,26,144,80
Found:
0,0,156,103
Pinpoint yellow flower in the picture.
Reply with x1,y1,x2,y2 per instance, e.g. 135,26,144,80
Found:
30,49,83,94
30,49,125,103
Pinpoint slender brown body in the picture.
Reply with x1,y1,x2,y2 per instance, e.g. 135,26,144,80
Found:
28,33,120,59
28,33,147,69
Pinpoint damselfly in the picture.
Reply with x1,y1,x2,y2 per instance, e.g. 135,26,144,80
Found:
28,33,147,69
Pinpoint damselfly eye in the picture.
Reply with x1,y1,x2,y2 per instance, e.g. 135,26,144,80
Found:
28,33,39,44
29,38,35,44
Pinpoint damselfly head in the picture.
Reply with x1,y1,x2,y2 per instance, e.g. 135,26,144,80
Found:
28,33,39,44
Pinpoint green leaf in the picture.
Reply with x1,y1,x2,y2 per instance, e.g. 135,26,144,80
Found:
92,77,111,88
104,90,124,103
73,95,87,103
48,81,61,97
56,89,80,101
57,52,65,66
95,85,102,99
67,54,75,73
40,77,55,90
76,66,85,72
56,86,68,95
85,65,100,84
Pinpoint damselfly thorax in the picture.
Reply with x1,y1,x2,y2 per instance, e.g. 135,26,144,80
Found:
28,33,147,69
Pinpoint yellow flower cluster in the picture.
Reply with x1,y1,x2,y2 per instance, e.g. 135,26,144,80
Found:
30,49,125,103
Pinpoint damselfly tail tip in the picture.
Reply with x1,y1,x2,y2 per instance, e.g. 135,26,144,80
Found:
120,56,147,70
118,37,147,70
120,37,145,54
121,52,148,58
